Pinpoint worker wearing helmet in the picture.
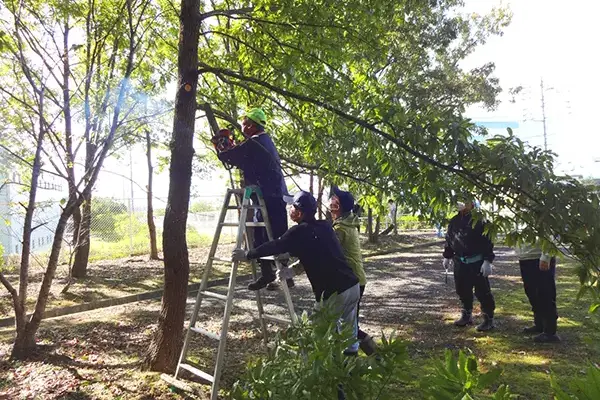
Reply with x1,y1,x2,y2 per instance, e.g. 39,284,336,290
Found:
216,108,293,291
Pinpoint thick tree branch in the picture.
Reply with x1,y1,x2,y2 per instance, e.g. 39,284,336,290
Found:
198,7,253,22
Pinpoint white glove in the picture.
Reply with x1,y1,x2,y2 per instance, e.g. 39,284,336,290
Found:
276,266,295,281
443,258,452,270
231,248,248,262
480,260,493,277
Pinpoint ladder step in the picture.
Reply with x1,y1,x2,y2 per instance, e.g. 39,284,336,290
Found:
210,256,232,263
201,290,228,301
227,205,262,210
179,363,214,383
220,222,266,227
190,326,222,341
262,314,292,325
229,189,244,195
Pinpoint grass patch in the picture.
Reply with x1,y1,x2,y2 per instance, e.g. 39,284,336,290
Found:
390,259,600,399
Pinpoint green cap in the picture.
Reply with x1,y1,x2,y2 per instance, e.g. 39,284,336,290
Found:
245,108,267,126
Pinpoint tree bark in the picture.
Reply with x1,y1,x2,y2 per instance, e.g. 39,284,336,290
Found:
12,89,46,356
316,175,324,219
373,215,381,243
392,204,398,235
12,208,73,358
71,194,91,278
146,129,159,260
72,142,96,278
144,0,200,373
367,208,374,242
309,172,314,195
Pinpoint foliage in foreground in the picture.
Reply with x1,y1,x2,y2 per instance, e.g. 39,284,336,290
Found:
420,349,514,400
552,363,600,400
231,303,409,400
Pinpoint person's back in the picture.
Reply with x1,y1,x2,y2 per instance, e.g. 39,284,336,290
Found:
218,132,286,197
215,108,291,291
285,219,358,301
332,213,366,286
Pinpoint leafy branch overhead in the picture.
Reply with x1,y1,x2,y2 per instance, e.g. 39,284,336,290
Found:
189,0,599,298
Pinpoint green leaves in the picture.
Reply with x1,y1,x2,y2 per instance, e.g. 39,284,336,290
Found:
420,349,509,400
551,364,600,400
231,301,409,400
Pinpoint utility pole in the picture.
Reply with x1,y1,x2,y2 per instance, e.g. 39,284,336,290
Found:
540,78,548,151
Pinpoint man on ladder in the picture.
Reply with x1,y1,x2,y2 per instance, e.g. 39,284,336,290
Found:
214,107,294,291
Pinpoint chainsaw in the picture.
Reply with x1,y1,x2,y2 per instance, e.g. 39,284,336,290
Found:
210,128,235,152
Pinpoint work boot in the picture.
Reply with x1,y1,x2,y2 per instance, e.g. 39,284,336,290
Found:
359,335,378,356
523,314,543,334
247,275,275,291
454,310,473,327
476,313,495,332
533,332,561,343
266,278,295,291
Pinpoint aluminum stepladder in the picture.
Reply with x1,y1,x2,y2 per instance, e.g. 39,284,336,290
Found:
172,186,298,400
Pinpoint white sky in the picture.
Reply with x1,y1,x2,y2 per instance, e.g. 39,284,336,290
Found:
94,0,600,201
463,0,600,176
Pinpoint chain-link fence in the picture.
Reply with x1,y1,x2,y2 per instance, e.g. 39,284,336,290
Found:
0,193,240,266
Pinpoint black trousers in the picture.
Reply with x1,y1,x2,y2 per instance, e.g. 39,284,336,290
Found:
519,258,558,334
252,195,288,279
453,259,496,317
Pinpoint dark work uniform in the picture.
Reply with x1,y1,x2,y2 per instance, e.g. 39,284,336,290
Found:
218,132,288,280
246,218,359,301
519,255,558,334
444,212,496,317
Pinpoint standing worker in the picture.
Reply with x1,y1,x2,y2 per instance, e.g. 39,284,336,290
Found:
442,199,496,331
329,186,377,355
215,108,294,291
517,244,560,342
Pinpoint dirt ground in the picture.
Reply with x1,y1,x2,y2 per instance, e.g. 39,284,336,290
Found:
1,233,593,399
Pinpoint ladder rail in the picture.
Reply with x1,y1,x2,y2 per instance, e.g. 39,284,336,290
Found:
171,186,297,400
209,191,250,399
176,190,233,379
256,194,298,325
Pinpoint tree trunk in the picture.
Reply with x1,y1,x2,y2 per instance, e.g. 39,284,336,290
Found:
392,205,398,235
71,194,91,278
11,89,46,356
367,208,374,242
309,172,314,195
72,142,96,278
144,0,200,373
316,175,324,219
373,215,381,243
12,208,74,358
146,129,159,260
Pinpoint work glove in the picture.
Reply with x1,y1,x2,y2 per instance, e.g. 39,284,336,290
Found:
539,255,551,271
480,260,493,277
231,248,248,262
442,258,452,270
276,266,295,281
274,252,291,262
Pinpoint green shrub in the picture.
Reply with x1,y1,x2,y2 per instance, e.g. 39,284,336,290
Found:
231,301,409,399
90,197,128,241
420,349,513,400
397,215,431,230
552,364,600,400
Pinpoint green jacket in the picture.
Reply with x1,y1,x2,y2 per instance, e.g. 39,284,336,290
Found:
332,213,367,286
